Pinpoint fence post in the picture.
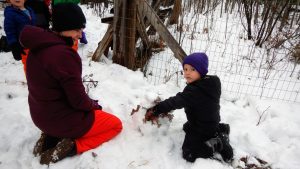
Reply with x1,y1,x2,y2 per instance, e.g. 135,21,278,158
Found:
112,0,136,69
138,0,186,62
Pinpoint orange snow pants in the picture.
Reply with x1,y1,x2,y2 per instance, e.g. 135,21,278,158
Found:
21,49,29,73
75,109,123,153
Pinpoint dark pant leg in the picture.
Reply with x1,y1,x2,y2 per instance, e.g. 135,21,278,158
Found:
182,132,214,162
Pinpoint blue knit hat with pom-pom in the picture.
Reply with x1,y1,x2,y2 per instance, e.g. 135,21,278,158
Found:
182,52,209,77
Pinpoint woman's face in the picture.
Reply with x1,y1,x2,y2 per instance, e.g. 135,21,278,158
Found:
60,29,83,41
183,64,201,84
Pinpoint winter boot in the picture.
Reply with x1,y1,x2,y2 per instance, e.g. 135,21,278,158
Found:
33,133,60,156
182,148,197,162
33,133,47,157
40,138,76,165
205,137,223,153
217,123,230,135
205,133,233,163
218,133,233,162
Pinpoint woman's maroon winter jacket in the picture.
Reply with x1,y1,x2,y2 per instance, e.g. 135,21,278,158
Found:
20,25,96,138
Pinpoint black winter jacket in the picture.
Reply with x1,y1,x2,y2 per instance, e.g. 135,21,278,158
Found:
154,75,221,135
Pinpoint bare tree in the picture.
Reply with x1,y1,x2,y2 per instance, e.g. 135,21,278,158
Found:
242,0,255,40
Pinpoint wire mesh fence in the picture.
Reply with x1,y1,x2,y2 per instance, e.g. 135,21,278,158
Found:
142,0,300,103
88,0,299,102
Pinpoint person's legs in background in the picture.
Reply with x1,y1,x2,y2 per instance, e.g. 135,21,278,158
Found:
79,31,88,44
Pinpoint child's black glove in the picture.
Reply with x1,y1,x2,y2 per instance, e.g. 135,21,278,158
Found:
10,43,25,61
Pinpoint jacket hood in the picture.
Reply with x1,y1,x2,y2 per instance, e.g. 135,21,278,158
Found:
193,75,221,100
19,25,65,51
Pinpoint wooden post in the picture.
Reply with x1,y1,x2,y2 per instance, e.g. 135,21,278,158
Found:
136,10,150,48
92,24,113,61
112,0,122,64
112,0,136,69
137,0,186,62
94,0,185,69
124,0,136,69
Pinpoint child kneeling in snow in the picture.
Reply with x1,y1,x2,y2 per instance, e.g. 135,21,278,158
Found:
145,53,233,163
19,3,122,165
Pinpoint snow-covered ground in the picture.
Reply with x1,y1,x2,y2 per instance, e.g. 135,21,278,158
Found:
0,4,300,169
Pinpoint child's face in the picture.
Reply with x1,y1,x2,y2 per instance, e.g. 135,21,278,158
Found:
60,29,83,41
183,64,201,84
9,0,25,9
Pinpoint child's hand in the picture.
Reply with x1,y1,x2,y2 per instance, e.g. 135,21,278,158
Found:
143,108,159,125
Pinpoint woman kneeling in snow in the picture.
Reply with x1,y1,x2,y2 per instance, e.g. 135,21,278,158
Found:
19,3,122,165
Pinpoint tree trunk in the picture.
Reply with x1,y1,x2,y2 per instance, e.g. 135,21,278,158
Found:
168,0,181,25
243,0,254,40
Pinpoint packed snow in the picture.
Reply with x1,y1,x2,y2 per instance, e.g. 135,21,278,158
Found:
0,4,299,169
